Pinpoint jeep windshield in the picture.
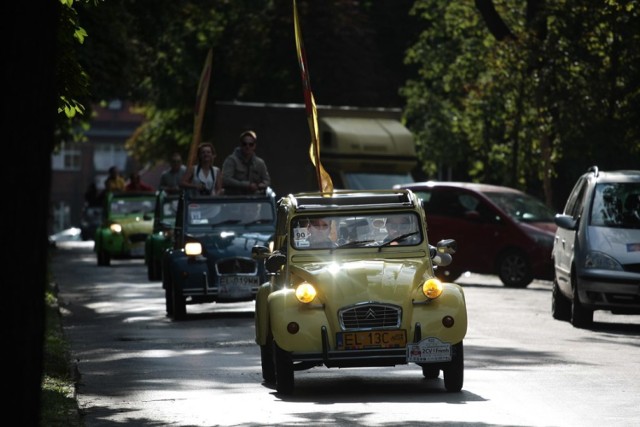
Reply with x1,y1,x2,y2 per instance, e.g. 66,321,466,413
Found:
109,197,155,217
291,212,423,249
185,200,275,228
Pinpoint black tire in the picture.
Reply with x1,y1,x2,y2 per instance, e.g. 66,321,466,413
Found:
274,342,294,395
443,341,464,392
421,365,440,379
148,257,161,281
172,281,186,321
97,249,110,267
261,341,276,383
570,275,593,328
163,265,174,316
147,257,154,281
165,285,174,316
497,251,532,288
551,278,571,321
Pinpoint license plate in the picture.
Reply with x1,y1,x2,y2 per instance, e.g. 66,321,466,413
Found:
336,330,406,350
219,276,259,297
406,337,452,362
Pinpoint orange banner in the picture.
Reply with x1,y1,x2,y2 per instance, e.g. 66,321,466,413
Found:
293,0,333,193
187,48,213,169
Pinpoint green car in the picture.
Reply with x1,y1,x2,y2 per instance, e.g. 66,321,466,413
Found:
145,190,179,281
94,191,156,266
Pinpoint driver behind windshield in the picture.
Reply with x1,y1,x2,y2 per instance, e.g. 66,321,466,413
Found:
292,218,336,249
384,215,417,245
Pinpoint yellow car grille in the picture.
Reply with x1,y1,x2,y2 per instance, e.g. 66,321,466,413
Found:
339,303,402,330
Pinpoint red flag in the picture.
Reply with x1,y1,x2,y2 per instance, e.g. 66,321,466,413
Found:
293,0,333,193
187,48,213,169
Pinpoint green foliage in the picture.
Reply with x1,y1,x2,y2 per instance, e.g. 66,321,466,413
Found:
56,0,97,146
66,0,418,166
403,0,640,204
60,0,639,203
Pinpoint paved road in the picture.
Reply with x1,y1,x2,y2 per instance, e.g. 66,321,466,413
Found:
51,241,640,427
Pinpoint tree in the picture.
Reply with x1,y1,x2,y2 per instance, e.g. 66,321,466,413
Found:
72,0,418,165
5,1,59,424
403,0,640,208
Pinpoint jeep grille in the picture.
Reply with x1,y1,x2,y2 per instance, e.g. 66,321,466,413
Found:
129,233,148,243
216,258,257,275
339,303,402,330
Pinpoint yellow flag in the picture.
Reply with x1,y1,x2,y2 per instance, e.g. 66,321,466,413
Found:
293,0,333,193
187,48,213,169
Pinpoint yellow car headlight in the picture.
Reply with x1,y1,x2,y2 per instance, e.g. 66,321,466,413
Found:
184,242,202,256
422,278,443,299
295,282,317,303
109,223,122,233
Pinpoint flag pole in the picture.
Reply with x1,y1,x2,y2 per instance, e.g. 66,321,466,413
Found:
293,0,333,194
187,48,214,170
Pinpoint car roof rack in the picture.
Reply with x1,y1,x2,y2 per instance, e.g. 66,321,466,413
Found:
288,189,417,212
587,165,599,177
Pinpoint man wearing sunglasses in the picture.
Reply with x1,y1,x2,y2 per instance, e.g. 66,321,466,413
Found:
222,130,271,195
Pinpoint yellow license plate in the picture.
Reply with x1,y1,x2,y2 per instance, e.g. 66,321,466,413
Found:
336,330,406,350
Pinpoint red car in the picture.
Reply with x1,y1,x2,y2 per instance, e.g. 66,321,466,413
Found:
395,182,557,287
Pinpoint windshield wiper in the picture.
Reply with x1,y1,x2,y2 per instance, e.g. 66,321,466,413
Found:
335,239,375,249
243,219,271,226
379,231,419,250
210,219,241,226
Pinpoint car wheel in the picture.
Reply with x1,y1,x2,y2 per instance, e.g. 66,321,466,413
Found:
570,274,593,328
497,251,532,288
152,259,162,281
147,257,155,281
148,258,161,281
164,281,174,316
551,278,571,321
261,338,276,383
443,341,464,392
274,342,294,395
421,365,439,379
171,281,186,321
97,250,110,267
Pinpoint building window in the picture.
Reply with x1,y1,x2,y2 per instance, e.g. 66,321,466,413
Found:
94,143,128,172
51,142,81,171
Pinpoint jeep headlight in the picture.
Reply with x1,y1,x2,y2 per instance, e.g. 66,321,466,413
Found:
422,278,443,299
295,282,317,303
184,242,202,256
109,223,122,233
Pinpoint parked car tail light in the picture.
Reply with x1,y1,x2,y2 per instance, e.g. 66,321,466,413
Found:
422,278,443,299
295,282,317,303
184,242,202,256
109,223,122,233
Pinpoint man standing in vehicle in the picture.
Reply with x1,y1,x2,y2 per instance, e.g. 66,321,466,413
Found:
222,130,271,195
159,152,187,194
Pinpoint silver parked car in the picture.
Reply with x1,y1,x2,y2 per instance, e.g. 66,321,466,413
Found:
552,166,640,328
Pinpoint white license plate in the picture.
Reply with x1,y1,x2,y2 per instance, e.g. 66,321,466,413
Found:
219,276,259,297
406,337,452,362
